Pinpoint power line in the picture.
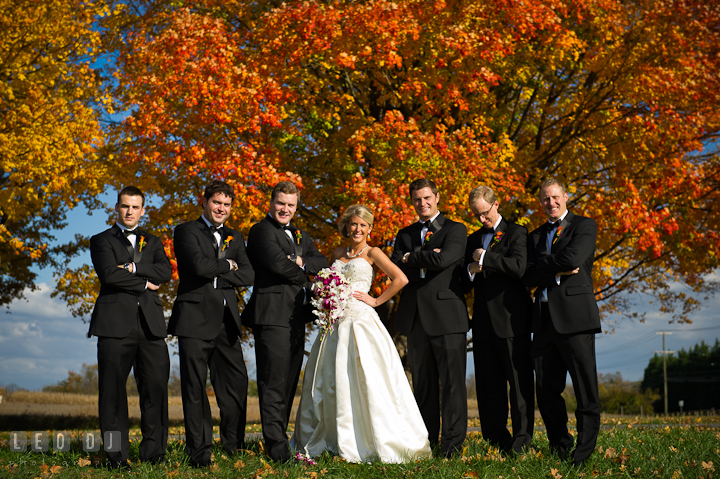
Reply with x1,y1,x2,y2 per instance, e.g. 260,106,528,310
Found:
596,331,657,356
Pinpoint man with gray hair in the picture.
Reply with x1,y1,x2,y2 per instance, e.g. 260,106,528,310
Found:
464,185,534,455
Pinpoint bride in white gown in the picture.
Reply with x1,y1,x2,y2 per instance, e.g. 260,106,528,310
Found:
291,205,431,463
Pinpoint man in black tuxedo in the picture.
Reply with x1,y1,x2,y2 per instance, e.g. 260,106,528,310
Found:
89,186,171,469
242,181,328,462
168,180,254,467
463,185,534,455
523,177,602,466
390,178,469,458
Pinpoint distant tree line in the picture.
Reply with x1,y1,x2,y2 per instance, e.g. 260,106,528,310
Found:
641,339,720,413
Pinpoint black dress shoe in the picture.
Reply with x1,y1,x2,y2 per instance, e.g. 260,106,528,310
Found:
190,459,212,468
144,455,166,465
108,461,132,470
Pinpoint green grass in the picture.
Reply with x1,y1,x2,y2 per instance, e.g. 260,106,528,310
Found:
1,419,718,478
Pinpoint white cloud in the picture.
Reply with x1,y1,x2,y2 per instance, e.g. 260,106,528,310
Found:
0,284,96,390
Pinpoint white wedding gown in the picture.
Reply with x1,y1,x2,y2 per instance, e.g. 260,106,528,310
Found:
290,258,431,463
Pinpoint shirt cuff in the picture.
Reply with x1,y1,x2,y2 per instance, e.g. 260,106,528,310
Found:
479,250,487,266
131,262,137,274
467,264,476,281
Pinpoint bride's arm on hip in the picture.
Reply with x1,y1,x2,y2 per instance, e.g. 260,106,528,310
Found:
353,247,409,308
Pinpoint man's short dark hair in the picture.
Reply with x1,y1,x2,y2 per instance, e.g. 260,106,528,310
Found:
117,186,145,206
204,180,236,202
409,178,439,197
271,181,300,202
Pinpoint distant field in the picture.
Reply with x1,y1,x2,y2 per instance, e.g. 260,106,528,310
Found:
0,391,481,430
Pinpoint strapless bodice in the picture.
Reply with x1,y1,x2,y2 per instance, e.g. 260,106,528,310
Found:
332,258,373,294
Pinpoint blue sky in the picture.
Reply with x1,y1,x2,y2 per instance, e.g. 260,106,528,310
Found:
1,200,718,391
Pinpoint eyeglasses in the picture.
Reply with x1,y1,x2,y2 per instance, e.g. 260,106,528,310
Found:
473,203,496,220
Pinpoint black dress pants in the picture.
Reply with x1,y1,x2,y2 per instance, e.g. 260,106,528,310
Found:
253,320,305,462
408,320,467,457
97,310,170,465
532,302,600,465
473,330,534,454
178,309,248,465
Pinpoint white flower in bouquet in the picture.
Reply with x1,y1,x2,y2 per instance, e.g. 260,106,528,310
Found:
311,266,352,338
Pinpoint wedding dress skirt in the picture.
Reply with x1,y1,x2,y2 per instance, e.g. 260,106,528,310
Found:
290,258,431,463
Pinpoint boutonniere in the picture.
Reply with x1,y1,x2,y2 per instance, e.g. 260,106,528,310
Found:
423,230,433,245
489,230,503,248
295,230,302,245
222,236,234,251
138,236,147,252
553,226,564,244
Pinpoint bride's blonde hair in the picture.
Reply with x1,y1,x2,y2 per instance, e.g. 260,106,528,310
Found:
338,205,374,238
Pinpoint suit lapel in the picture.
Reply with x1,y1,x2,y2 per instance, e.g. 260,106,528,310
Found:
420,213,445,250
412,222,423,252
218,228,228,259
287,226,302,257
551,213,574,253
112,226,135,261
539,223,551,255
134,230,146,263
197,218,219,257
489,218,507,250
265,215,295,252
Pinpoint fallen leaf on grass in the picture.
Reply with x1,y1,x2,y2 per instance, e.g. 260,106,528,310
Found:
549,467,562,478
463,472,478,478
604,447,616,459
669,446,678,453
77,458,90,467
235,460,245,469
703,461,715,471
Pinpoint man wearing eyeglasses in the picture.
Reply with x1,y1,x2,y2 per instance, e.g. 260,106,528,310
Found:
464,185,534,455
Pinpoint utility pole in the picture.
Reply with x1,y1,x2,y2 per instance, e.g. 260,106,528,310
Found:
655,332,675,415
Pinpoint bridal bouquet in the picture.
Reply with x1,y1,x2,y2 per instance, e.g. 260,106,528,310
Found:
311,267,352,338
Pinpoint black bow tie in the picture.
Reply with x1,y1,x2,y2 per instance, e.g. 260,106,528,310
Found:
422,220,432,229
123,229,137,237
481,227,494,235
210,225,222,234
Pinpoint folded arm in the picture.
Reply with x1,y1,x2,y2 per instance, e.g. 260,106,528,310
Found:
91,235,147,294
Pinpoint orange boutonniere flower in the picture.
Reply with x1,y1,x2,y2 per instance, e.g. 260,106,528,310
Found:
553,227,564,244
222,236,234,251
138,236,147,252
295,230,302,245
489,231,504,248
423,230,433,245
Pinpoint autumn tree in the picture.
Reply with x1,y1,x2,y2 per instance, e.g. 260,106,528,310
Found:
56,0,720,336
0,0,114,306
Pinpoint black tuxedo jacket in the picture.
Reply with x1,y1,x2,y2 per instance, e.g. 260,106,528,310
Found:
464,218,532,340
391,213,469,336
523,212,601,334
168,218,254,340
89,225,171,338
242,216,328,327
